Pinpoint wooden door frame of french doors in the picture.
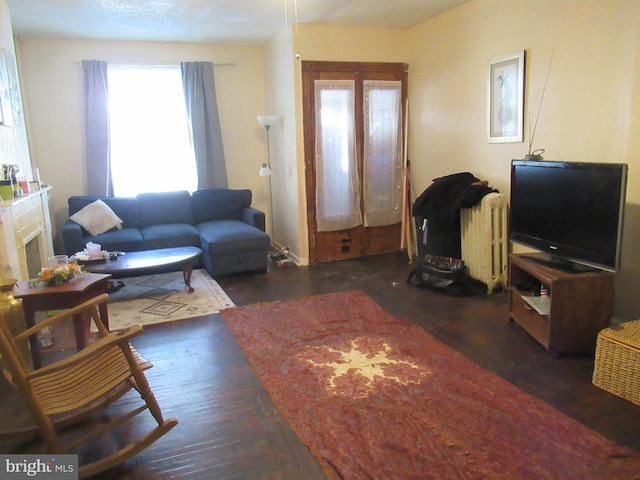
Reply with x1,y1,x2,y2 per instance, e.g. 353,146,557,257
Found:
302,61,408,264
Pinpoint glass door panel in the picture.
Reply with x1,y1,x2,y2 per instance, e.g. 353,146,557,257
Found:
314,80,362,232
363,80,403,227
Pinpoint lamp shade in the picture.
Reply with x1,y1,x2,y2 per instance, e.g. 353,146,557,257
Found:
257,115,278,127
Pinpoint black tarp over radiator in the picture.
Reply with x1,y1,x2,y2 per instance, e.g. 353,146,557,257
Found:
412,172,497,259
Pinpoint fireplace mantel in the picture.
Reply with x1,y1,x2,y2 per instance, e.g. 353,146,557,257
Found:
0,187,54,280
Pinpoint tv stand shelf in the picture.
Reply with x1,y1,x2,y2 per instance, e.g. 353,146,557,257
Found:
508,254,614,355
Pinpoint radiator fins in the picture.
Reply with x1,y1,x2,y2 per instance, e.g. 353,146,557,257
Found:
460,193,508,294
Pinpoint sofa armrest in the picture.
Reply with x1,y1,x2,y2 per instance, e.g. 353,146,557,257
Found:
242,207,265,231
62,221,86,255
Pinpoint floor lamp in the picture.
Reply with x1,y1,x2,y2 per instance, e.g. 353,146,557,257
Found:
257,115,278,249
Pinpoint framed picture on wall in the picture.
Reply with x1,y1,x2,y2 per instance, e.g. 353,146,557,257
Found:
5,50,23,126
487,50,525,143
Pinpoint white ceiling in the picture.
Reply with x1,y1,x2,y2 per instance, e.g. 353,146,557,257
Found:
6,0,470,46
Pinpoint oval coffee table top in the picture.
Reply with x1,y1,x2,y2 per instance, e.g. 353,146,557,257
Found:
82,246,202,275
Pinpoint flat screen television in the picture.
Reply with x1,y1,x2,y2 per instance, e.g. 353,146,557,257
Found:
509,160,628,273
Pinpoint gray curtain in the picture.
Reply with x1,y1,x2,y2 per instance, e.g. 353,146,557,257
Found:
81,60,112,196
181,62,228,189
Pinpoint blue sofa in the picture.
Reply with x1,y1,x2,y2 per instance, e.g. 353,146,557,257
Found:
62,189,270,277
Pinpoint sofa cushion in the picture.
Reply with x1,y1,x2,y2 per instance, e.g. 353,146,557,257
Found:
69,199,123,236
192,188,252,224
137,191,194,228
141,223,201,250
82,228,145,253
68,196,140,229
197,219,270,255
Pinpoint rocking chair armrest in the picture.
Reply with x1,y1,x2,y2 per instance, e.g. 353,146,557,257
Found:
15,293,110,343
26,324,144,380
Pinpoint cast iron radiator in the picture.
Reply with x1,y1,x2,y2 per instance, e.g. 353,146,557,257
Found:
460,192,508,293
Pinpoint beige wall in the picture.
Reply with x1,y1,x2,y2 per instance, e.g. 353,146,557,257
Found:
407,0,640,319
0,1,36,279
408,0,640,194
15,37,267,251
0,2,31,183
295,24,408,63
263,29,303,262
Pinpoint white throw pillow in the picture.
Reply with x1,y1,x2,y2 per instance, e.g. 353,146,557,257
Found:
70,199,123,236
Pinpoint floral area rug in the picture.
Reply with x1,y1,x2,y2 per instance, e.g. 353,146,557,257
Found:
96,269,234,331
221,290,640,480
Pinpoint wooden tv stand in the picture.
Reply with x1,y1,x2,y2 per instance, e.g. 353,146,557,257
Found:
508,254,615,355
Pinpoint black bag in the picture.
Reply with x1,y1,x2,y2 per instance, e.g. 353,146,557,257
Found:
407,254,465,289
407,254,489,296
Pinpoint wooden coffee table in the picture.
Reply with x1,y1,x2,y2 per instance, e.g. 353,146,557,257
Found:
82,246,202,293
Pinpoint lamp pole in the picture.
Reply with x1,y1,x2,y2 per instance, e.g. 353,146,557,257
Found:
257,115,278,247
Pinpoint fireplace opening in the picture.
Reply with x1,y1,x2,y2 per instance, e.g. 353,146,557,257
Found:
25,236,42,279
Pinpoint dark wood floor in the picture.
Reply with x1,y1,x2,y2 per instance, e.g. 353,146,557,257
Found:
2,252,639,479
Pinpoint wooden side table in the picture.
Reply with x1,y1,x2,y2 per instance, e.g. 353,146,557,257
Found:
14,273,112,369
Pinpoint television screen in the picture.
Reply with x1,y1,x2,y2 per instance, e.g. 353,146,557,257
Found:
509,160,628,272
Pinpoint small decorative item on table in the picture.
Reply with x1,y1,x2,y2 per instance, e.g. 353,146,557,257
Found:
37,261,85,286
71,249,117,263
86,242,102,260
48,254,68,268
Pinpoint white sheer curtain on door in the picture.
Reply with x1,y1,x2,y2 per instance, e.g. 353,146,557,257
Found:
314,80,362,232
363,80,403,227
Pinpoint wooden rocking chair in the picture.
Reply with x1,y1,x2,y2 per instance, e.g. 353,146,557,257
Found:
0,292,178,478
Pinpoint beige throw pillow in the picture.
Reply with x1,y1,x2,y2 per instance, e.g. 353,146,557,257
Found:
70,199,123,235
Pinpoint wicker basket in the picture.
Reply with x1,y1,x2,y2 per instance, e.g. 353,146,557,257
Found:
592,320,640,406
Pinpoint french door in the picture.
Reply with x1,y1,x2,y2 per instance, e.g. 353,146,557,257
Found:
302,61,407,263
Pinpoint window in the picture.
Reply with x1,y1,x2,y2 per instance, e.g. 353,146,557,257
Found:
107,65,197,197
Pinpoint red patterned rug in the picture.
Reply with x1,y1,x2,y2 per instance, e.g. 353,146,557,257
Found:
221,291,640,479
